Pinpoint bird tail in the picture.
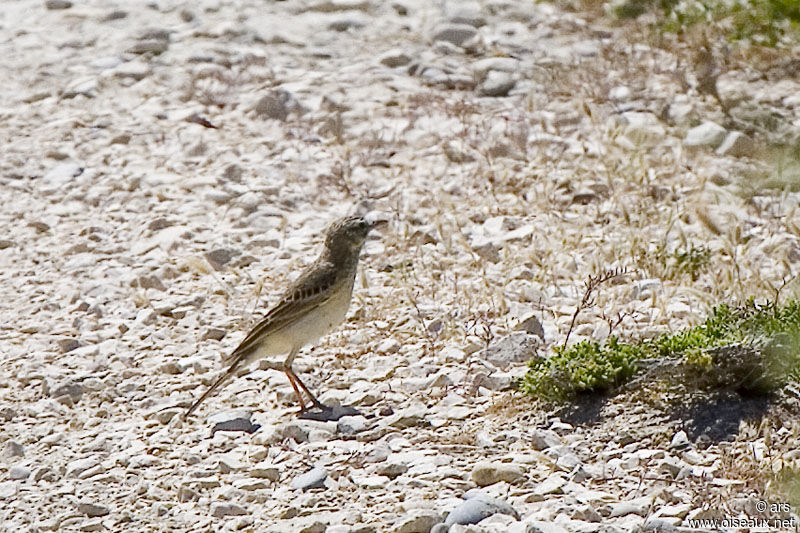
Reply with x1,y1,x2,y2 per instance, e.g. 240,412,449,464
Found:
183,351,250,419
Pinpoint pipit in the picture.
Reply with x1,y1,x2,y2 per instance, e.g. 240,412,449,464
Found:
184,215,382,419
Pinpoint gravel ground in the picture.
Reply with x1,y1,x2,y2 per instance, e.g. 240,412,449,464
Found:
2,0,800,531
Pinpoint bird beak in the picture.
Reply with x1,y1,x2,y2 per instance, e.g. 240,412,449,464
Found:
370,219,389,230
366,215,389,231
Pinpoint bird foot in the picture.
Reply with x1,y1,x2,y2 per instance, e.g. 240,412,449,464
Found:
298,404,361,422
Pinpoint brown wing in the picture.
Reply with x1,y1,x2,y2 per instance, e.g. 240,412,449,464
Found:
184,261,339,418
224,260,339,361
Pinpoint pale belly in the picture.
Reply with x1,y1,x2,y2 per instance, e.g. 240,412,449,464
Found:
248,280,355,362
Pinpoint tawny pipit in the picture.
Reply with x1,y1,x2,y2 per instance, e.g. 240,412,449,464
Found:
184,216,382,419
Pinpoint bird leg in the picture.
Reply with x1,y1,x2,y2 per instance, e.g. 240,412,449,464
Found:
284,369,308,412
286,367,328,412
283,347,327,413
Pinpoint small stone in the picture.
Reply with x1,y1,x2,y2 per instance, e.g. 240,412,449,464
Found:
670,430,690,451
50,380,83,401
62,77,97,98
528,429,562,451
66,457,99,478
0,482,17,499
609,86,631,100
684,121,727,148
376,338,401,353
0,240,14,249
479,71,515,97
138,275,166,291
608,497,652,517
222,164,243,182
57,338,81,353
291,466,328,490
42,162,83,186
642,517,678,532
178,486,198,502
477,332,541,369
78,502,110,517
571,504,603,522
514,314,545,340
234,479,269,491
211,502,247,518
154,408,181,424
618,112,666,146
472,57,519,81
4,441,23,457
113,60,150,81
470,461,524,487
202,327,227,341
472,240,500,263
526,522,569,533
653,503,692,519
397,510,443,533
102,10,128,21
658,458,683,478
443,142,476,163
9,465,30,480
379,49,412,68
251,464,280,482
297,520,327,533
127,39,169,54
715,131,754,157
445,495,519,525
337,415,367,435
449,7,486,27
328,16,365,31
253,90,292,120
432,24,478,47
534,473,566,496
211,415,259,435
45,0,72,9
110,133,131,145
135,308,157,326
376,462,408,479
33,467,57,482
205,248,240,270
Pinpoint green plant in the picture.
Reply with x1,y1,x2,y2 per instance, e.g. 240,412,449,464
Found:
518,336,642,401
671,244,711,281
605,0,800,45
519,300,800,402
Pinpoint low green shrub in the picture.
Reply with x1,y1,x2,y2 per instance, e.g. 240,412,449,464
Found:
518,300,800,402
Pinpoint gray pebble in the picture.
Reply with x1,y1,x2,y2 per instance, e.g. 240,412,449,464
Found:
477,332,541,369
337,415,367,434
479,71,515,97
78,502,110,517
127,39,169,54
432,24,478,47
3,440,23,457
291,466,328,490
211,502,247,517
380,49,412,68
445,495,519,525
50,380,83,400
684,121,727,148
397,510,443,533
45,0,72,9
205,248,240,270
9,465,31,480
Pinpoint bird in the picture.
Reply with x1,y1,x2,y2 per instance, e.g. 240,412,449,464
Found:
184,215,383,420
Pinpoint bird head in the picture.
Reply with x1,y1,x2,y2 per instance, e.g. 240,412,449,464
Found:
325,215,384,253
